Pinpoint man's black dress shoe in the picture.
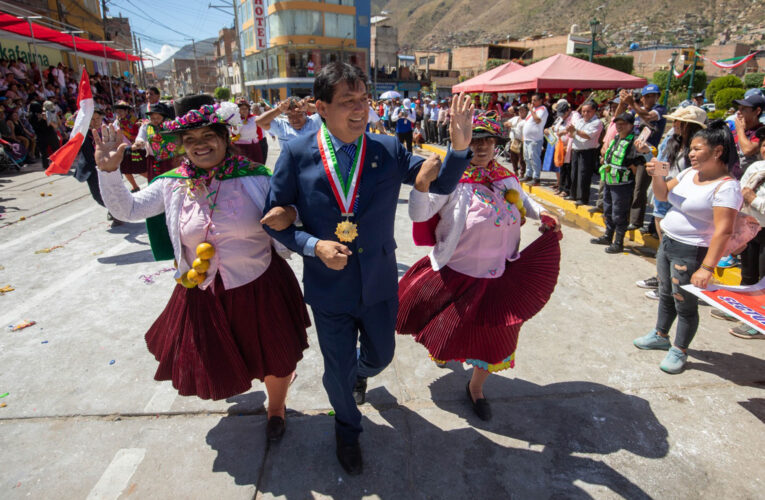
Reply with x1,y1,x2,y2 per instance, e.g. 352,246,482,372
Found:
266,416,286,442
353,376,367,405
466,382,492,421
336,436,363,475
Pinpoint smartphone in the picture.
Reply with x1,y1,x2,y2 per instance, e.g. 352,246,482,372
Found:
637,126,652,144
653,161,670,177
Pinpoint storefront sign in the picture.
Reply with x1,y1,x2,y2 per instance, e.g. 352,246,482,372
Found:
253,0,267,50
0,37,63,67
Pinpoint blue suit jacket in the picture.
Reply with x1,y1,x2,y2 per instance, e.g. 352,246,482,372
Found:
265,131,471,313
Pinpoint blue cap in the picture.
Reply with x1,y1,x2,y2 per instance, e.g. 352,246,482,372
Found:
641,84,661,95
744,88,764,99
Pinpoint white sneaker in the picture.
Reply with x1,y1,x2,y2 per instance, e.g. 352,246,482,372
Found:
645,289,659,300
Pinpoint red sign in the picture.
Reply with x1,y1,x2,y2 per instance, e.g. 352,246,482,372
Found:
253,0,267,50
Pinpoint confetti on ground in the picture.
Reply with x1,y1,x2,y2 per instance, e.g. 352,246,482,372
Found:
41,340,48,344
0,265,5,270
0,285,14,294
139,267,175,284
0,392,8,398
0,402,6,408
328,410,335,416
19,216,25,221
9,320,36,331
35,223,107,254
109,360,115,365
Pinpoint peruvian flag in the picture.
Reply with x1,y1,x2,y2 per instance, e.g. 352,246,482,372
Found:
45,68,94,176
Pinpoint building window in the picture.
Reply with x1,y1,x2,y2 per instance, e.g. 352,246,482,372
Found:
269,11,322,38
325,0,354,5
324,13,355,39
241,27,255,50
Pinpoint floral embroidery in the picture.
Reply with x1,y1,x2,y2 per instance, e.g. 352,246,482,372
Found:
459,159,516,184
177,155,271,196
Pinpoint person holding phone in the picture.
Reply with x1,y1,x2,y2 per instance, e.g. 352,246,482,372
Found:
633,120,742,374
590,113,646,253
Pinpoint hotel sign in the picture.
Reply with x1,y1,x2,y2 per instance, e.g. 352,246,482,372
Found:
253,0,267,50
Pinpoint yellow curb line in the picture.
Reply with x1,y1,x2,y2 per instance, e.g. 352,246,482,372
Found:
419,143,742,286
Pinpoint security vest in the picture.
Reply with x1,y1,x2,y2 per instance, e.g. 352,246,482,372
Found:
599,133,635,185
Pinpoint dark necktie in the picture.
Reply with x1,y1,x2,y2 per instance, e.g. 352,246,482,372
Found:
338,142,357,182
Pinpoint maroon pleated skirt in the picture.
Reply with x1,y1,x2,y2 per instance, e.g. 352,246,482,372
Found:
145,253,310,400
397,229,561,365
147,157,179,182
235,141,265,164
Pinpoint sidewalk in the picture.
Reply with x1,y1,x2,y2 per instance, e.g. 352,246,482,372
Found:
419,142,743,287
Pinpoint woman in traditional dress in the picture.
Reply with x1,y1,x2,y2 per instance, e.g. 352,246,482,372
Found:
94,94,309,442
397,112,562,421
234,98,266,164
113,100,142,192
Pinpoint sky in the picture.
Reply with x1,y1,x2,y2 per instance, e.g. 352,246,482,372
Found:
105,0,235,64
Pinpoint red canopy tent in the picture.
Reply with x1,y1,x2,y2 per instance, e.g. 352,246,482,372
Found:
0,13,140,62
482,54,646,93
452,61,524,93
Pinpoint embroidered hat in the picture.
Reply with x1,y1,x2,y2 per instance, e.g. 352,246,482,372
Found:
472,111,507,144
113,100,132,110
159,94,242,135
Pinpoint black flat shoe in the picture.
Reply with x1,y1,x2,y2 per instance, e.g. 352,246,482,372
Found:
266,416,286,442
336,436,363,475
466,382,492,421
353,376,367,405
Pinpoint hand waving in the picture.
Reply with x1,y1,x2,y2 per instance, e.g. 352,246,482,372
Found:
93,124,127,172
449,92,474,151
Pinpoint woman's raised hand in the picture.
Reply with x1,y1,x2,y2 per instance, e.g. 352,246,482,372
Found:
449,92,474,151
93,124,127,172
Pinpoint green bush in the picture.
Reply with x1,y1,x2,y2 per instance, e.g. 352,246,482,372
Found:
486,58,509,70
744,73,765,89
707,109,726,120
213,86,231,101
714,87,745,113
652,70,707,96
573,54,634,74
706,75,743,102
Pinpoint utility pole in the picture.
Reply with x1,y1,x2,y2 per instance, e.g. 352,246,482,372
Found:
687,38,702,102
137,38,148,87
663,51,678,108
231,0,247,98
190,38,201,94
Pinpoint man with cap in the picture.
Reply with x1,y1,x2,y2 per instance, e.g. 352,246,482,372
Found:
620,84,667,230
730,93,765,176
256,96,321,149
263,62,473,475
692,93,705,107
591,112,646,253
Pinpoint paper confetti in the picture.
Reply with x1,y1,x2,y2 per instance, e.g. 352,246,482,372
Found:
35,223,107,254
9,320,36,331
139,267,175,284
0,285,14,295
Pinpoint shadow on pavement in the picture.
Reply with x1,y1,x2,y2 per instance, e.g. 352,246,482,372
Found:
206,365,668,498
688,349,765,388
97,248,155,265
739,398,765,424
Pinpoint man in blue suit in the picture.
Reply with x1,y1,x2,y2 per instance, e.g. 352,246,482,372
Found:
264,62,473,475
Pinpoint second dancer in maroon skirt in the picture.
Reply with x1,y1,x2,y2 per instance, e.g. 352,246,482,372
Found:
398,112,562,421
96,94,308,442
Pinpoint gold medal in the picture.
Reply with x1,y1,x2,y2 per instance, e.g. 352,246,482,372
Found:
335,219,358,242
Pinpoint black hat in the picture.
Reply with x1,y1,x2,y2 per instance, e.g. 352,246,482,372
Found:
29,102,43,114
734,94,765,113
148,102,171,118
613,112,635,124
173,94,215,119
160,94,216,135
113,100,132,110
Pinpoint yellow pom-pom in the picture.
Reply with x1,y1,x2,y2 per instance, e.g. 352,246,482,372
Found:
180,275,197,288
519,207,527,217
196,242,215,260
192,258,210,273
187,269,206,285
504,189,520,204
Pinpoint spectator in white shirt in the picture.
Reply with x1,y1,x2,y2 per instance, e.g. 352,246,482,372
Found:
567,101,603,206
521,93,548,185
437,100,450,145
256,96,322,149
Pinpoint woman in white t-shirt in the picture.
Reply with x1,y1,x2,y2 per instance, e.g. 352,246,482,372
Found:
633,120,742,373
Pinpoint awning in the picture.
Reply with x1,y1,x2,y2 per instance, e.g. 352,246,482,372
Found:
480,54,646,93
0,13,140,62
452,61,524,93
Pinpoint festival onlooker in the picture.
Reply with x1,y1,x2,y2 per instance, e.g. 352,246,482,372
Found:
426,100,438,143
726,127,765,340
621,84,667,230
257,96,322,149
730,93,764,175
506,105,527,177
391,97,416,152
633,121,742,374
550,99,579,196
590,112,645,253
437,99,450,145
521,93,548,185
567,101,603,206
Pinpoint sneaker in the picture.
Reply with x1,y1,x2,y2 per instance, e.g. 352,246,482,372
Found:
644,289,660,300
588,206,603,214
729,323,765,339
633,329,671,350
627,223,641,231
717,255,739,268
659,346,687,374
636,276,659,289
710,308,738,321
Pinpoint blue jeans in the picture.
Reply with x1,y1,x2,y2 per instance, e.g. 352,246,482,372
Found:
523,139,543,179
655,236,708,349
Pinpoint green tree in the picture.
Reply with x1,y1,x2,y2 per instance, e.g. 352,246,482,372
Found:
714,87,746,113
214,86,231,101
573,54,634,74
652,70,707,97
706,75,743,102
743,73,765,89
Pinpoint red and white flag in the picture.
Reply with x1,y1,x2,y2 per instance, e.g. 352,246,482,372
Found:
45,68,94,176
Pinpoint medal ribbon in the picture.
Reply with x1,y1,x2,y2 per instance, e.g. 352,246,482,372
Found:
317,123,366,215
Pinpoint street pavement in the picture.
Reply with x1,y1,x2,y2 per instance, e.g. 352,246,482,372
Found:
0,139,763,499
